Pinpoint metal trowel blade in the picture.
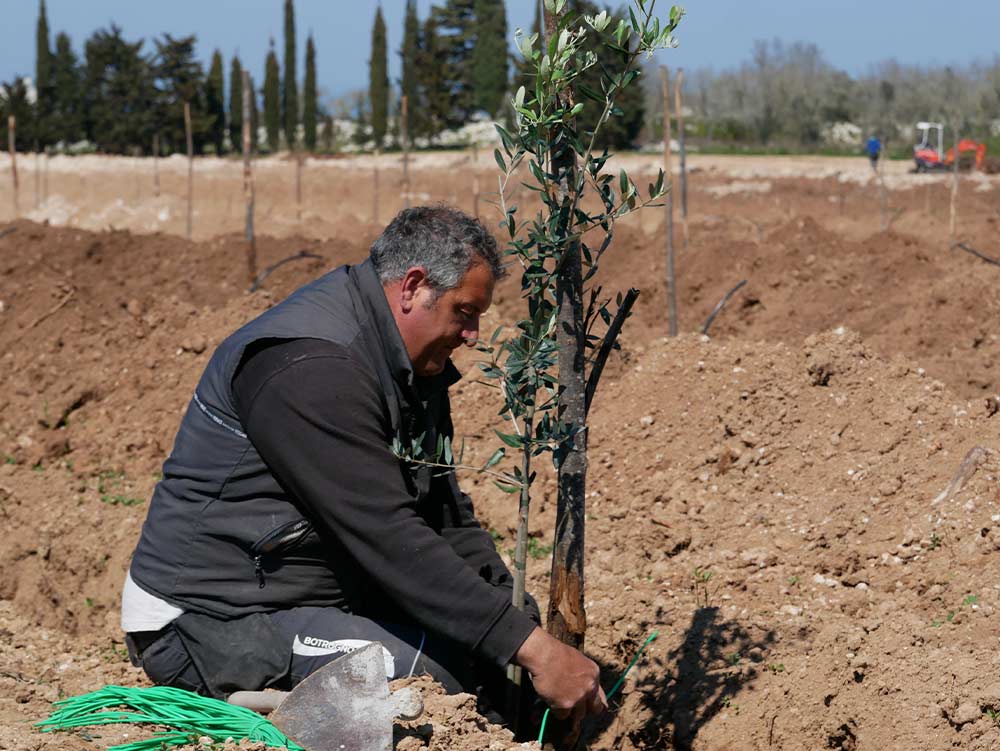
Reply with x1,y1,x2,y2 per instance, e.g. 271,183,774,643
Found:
269,642,419,751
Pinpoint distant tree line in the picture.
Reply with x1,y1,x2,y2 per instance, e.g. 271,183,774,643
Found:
4,2,997,157
655,40,1000,152
0,0,322,155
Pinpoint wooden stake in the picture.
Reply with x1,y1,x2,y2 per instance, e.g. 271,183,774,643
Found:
674,67,688,243
949,129,959,241
472,144,480,218
34,150,40,210
373,149,380,224
241,70,257,286
878,140,888,231
8,115,18,217
43,147,49,206
152,133,160,198
661,66,678,337
400,95,410,209
295,150,303,223
184,101,193,239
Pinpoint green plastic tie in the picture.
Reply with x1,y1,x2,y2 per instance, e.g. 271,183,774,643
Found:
537,630,658,747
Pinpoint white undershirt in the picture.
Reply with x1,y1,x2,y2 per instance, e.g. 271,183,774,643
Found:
120,571,184,633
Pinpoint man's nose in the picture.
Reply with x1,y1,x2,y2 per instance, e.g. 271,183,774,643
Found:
462,316,480,345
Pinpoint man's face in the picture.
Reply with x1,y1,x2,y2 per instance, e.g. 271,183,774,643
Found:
397,262,495,377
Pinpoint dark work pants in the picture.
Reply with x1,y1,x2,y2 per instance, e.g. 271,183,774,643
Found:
129,608,469,693
127,600,540,735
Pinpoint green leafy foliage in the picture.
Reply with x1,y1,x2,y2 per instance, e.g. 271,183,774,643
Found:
152,33,213,154
81,25,158,153
483,0,682,471
479,1,682,619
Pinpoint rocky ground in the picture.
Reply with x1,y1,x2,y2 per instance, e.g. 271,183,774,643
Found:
1,153,999,750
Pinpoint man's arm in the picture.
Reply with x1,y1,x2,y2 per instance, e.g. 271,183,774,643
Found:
234,339,537,667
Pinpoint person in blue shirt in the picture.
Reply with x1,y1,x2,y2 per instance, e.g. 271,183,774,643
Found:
866,135,882,172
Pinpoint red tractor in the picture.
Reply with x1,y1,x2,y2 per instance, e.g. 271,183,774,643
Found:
913,121,987,172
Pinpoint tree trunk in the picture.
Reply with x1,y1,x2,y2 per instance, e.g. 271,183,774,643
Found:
545,4,587,656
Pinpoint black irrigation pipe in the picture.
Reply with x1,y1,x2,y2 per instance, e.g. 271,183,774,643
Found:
0,226,18,240
585,287,639,418
702,279,748,336
249,250,326,292
952,242,1000,268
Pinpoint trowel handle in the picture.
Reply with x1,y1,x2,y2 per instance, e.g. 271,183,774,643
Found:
227,690,289,713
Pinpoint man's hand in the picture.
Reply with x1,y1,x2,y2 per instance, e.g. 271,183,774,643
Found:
513,626,608,720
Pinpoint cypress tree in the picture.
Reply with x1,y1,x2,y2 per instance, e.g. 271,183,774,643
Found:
282,0,298,148
417,15,448,139
263,42,280,151
303,34,317,151
471,0,507,117
206,49,225,154
35,0,52,147
153,33,212,154
51,32,82,147
368,6,388,148
399,0,419,145
228,54,242,152
433,0,476,127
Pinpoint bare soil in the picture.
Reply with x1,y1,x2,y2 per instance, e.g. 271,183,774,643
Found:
1,153,1000,750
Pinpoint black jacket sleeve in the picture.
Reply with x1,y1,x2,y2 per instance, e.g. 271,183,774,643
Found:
233,339,537,667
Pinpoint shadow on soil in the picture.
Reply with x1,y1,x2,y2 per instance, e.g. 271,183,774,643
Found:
584,606,776,750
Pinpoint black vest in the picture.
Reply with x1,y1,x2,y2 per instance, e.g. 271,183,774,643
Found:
129,259,453,618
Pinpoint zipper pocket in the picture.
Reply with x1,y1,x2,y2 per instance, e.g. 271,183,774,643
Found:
249,518,313,588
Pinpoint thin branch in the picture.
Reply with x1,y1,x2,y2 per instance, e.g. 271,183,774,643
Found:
952,242,1000,267
249,250,325,292
585,287,639,417
28,288,75,329
702,279,748,336
395,455,524,486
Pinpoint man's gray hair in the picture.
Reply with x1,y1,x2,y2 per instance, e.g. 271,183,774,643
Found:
370,206,506,294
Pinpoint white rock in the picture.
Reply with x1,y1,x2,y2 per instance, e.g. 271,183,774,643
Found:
812,573,839,587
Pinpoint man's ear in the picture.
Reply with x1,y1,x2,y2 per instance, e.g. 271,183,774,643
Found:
398,266,429,313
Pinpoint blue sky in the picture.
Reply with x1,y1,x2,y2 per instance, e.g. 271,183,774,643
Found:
3,1,998,106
